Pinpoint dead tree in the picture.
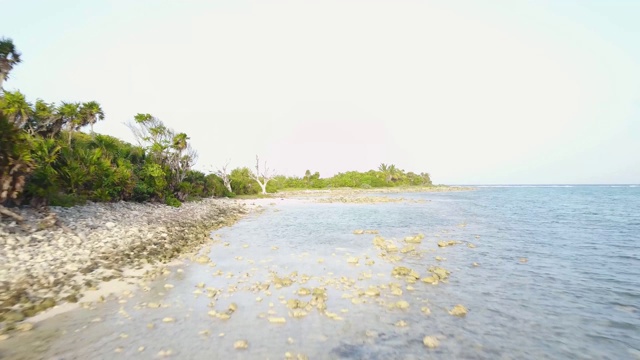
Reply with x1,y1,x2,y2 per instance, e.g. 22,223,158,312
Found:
216,160,233,193
250,155,274,195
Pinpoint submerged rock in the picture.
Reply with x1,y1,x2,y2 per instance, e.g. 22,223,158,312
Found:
404,233,424,244
423,336,440,348
437,240,460,247
391,266,420,280
195,255,211,264
428,266,450,281
233,340,249,350
449,304,468,317
347,257,359,264
268,317,287,324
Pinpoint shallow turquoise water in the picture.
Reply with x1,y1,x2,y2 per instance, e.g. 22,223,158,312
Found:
1,186,639,359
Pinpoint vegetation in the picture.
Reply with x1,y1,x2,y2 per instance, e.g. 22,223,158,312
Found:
269,165,432,193
0,37,433,212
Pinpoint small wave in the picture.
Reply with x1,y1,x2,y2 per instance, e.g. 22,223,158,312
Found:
607,320,639,331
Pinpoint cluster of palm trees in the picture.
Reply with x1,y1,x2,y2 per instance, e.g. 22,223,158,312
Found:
378,163,432,186
1,90,104,142
1,37,104,142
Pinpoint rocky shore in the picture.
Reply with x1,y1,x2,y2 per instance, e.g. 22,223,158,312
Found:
0,198,249,328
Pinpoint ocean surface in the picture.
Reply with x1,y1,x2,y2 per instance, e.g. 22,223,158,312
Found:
1,186,639,359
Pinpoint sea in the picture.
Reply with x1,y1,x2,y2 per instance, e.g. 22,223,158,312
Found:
1,185,639,359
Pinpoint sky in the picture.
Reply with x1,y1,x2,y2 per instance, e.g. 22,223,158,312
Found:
2,0,639,184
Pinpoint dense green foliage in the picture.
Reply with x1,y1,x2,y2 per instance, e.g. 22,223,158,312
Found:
268,165,432,192
0,88,223,207
0,38,433,209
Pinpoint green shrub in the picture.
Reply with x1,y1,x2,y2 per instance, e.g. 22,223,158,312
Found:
165,194,181,207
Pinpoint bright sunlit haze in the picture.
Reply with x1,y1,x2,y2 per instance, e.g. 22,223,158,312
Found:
3,0,639,184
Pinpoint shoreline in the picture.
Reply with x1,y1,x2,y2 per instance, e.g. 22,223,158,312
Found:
273,185,474,198
0,186,463,331
0,198,253,331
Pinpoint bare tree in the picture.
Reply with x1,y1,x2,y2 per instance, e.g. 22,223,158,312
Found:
250,155,274,195
216,160,233,193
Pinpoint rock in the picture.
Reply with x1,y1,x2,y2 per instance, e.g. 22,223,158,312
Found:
449,304,468,317
428,266,450,281
404,234,424,244
297,288,311,296
353,229,365,235
40,297,56,310
268,317,287,324
423,336,440,348
286,299,308,310
391,267,420,280
393,300,410,310
438,240,460,247
364,286,380,297
234,340,249,349
347,257,359,264
16,322,34,332
105,222,116,229
3,311,25,323
37,213,57,230
390,286,403,296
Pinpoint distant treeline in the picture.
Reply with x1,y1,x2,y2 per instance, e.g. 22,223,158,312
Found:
0,37,431,210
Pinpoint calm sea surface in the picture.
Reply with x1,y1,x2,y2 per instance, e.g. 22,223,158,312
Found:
2,186,639,359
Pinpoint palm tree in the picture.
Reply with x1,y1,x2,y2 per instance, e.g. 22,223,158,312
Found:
79,101,104,134
0,90,32,128
58,101,80,145
171,132,189,151
30,99,59,137
388,164,398,183
378,163,392,184
0,38,21,90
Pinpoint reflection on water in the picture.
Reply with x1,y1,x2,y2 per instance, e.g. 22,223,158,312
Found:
2,187,639,359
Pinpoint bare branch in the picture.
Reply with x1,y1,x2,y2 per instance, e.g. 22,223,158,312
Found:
0,205,23,222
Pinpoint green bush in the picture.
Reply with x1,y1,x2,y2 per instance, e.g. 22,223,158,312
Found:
165,194,182,207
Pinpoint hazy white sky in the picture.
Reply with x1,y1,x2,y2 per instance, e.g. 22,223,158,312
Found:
3,0,639,184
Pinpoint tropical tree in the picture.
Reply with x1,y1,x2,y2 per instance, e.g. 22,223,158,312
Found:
0,90,32,128
79,101,104,134
30,99,61,137
126,113,197,197
58,102,80,145
0,110,34,217
0,37,21,90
